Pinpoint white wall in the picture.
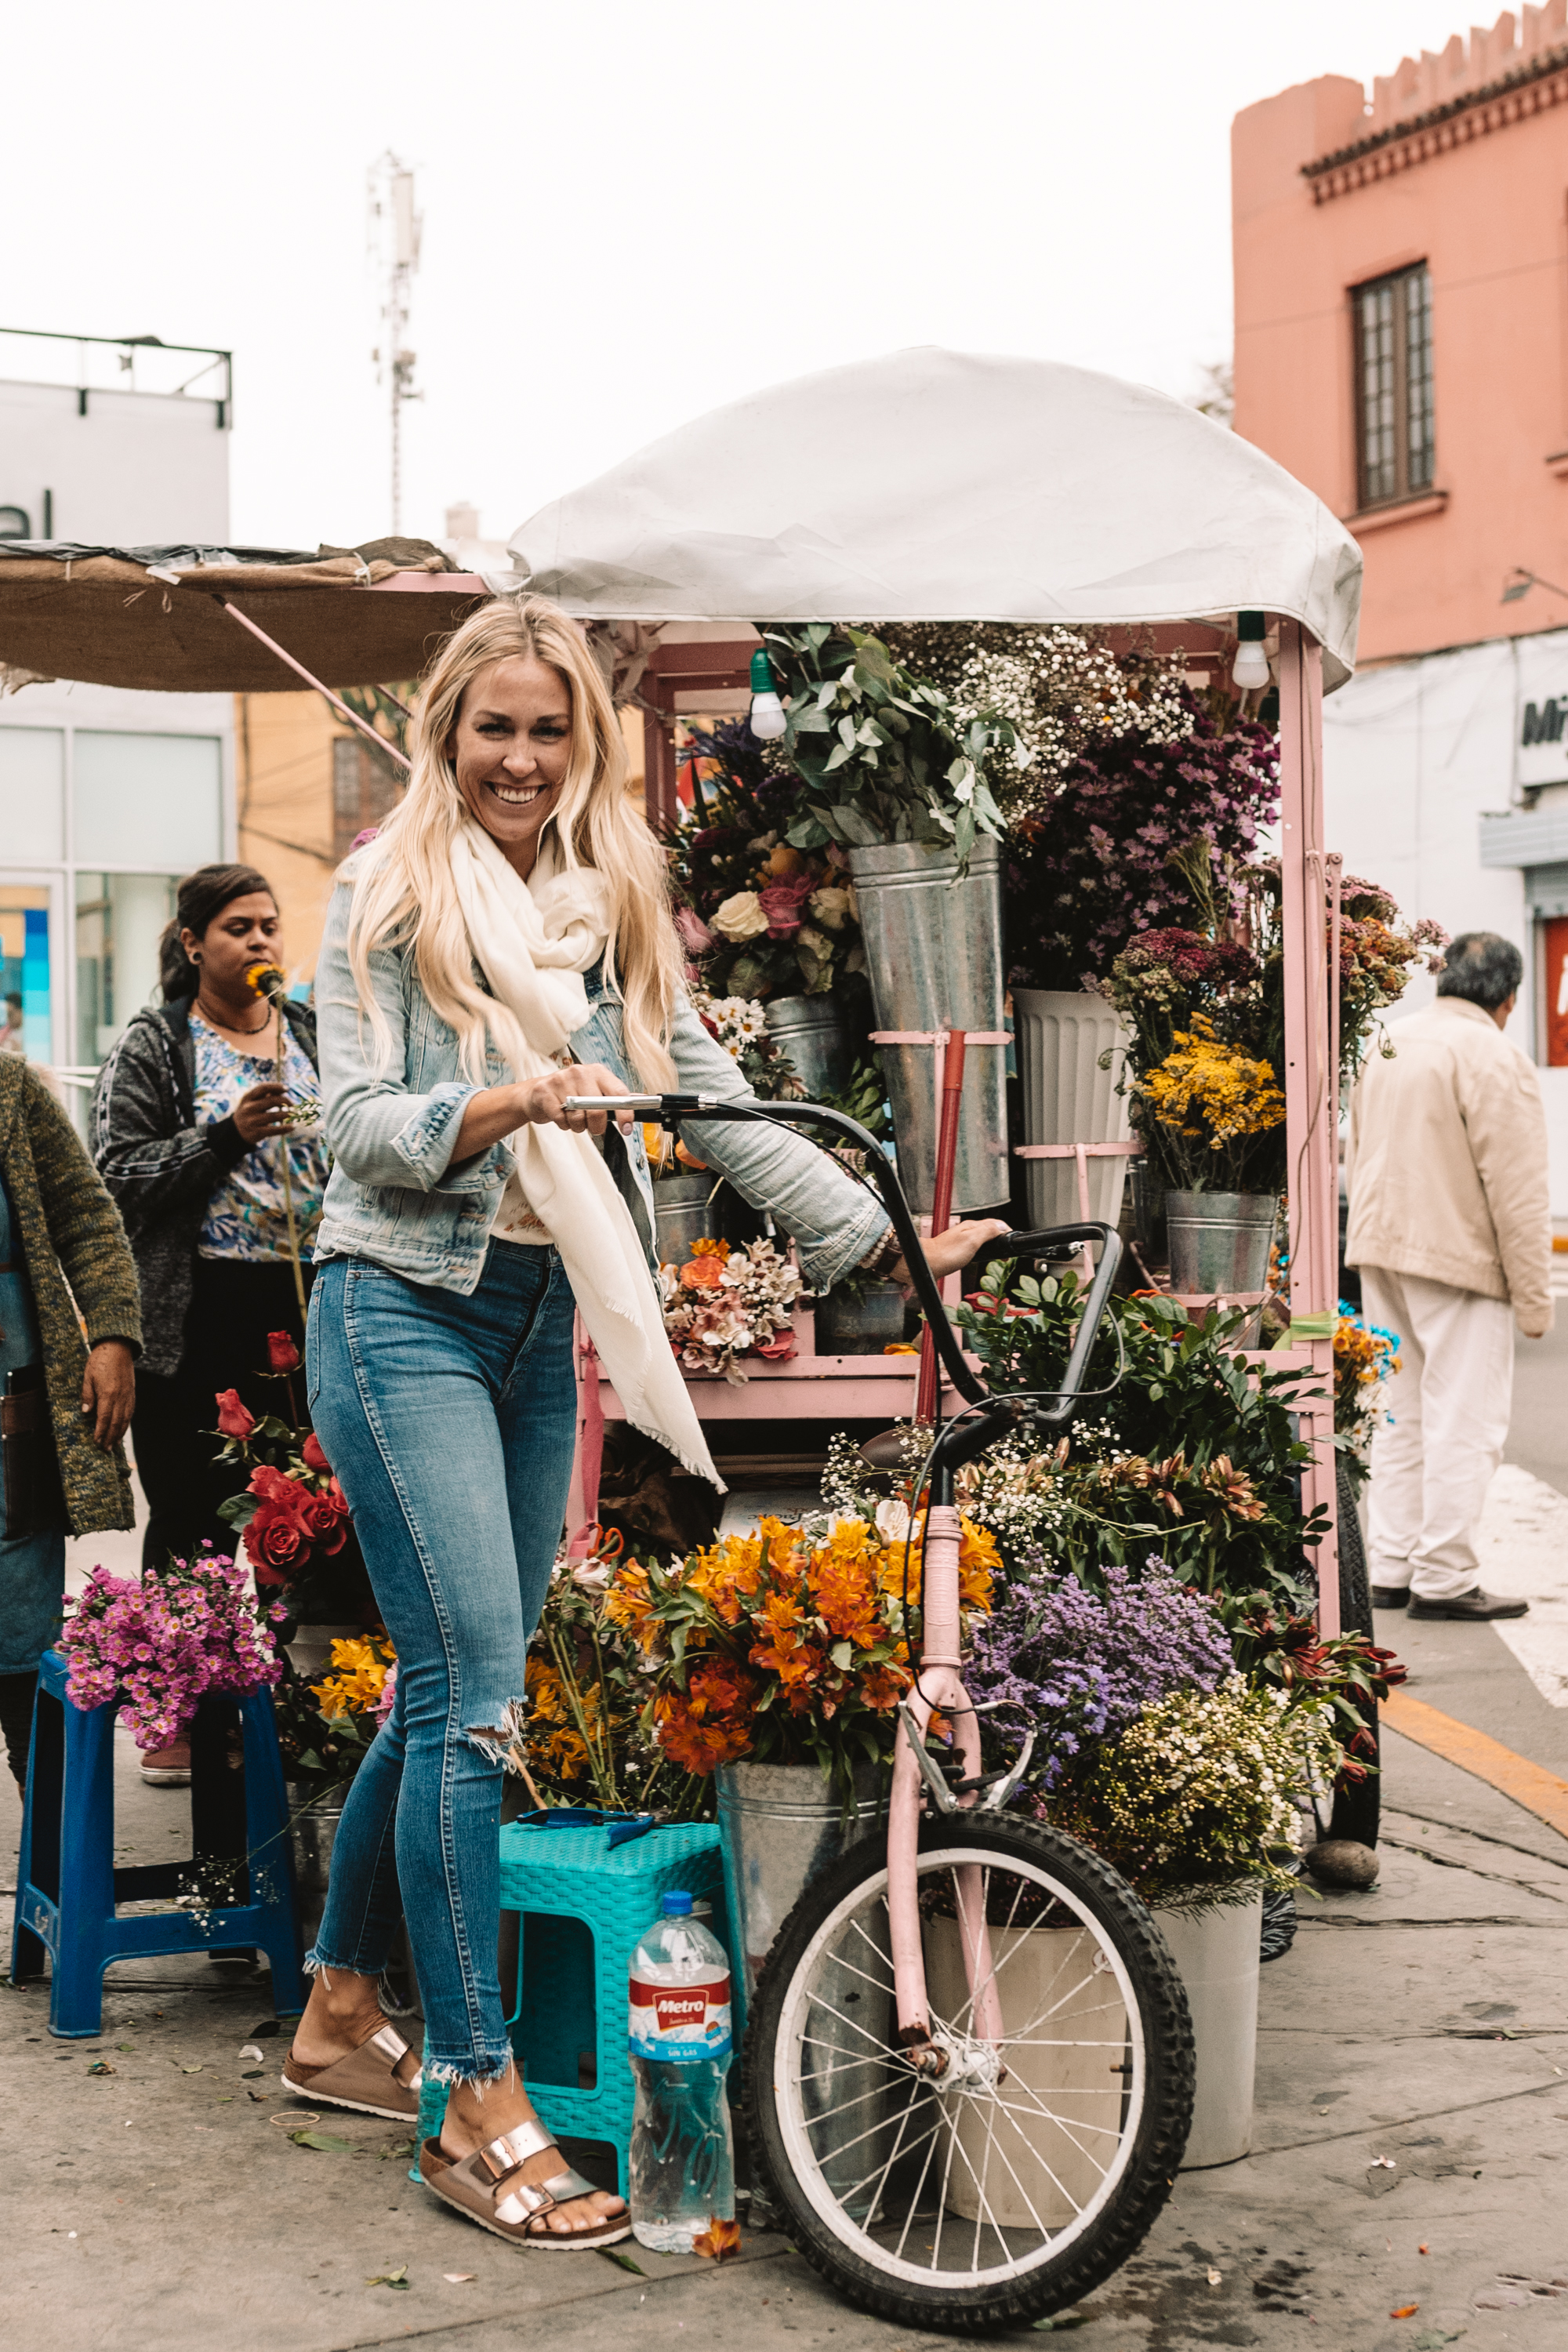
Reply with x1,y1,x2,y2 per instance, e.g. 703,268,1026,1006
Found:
0,378,229,545
1322,634,1568,1212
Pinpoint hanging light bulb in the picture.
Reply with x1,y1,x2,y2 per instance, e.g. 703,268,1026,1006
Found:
748,647,788,740
1232,611,1270,691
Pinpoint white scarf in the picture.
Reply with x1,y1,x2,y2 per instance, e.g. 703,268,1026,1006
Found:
448,818,721,1490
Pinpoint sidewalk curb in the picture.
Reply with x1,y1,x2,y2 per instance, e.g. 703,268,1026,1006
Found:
1383,1690,1568,1838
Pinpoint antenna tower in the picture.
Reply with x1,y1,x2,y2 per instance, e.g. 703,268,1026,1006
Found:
368,153,422,535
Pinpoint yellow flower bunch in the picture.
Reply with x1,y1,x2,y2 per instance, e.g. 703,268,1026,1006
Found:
1136,1014,1286,1149
311,1635,394,1722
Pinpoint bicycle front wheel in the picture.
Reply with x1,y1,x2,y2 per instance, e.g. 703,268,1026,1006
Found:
745,1813,1195,2336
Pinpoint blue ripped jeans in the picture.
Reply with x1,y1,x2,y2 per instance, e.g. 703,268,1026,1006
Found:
305,1241,578,2083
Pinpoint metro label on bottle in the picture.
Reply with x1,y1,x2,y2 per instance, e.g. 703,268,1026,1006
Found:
628,1973,732,2060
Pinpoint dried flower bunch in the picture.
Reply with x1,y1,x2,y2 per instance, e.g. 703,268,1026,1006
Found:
1004,691,1279,991
666,716,869,1007
877,622,1191,811
1329,873,1449,1079
1130,1013,1287,1194
1051,1675,1342,1911
60,1553,284,1754
604,1512,998,1811
659,1236,804,1382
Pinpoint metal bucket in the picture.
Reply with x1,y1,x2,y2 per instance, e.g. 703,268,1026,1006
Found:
1013,989,1134,1229
1165,1190,1279,1345
814,1281,907,1356
764,993,851,1100
717,1761,889,2212
652,1171,721,1265
846,839,1007,1215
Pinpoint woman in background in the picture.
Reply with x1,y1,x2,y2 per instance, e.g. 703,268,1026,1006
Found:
0,1053,139,1793
92,862,326,1784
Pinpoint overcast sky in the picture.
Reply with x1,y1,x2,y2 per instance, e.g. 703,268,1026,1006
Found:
2,1,1461,552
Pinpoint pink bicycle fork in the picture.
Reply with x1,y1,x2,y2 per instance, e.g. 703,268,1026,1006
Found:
887,1502,1005,2062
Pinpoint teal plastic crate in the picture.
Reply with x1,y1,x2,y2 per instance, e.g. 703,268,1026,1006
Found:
411,1815,726,2197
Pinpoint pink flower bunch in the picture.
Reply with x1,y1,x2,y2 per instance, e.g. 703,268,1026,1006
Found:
58,1554,285,1754
658,1237,804,1384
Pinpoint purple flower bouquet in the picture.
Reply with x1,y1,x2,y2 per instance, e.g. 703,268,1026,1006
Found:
58,1552,285,1753
966,1557,1233,1790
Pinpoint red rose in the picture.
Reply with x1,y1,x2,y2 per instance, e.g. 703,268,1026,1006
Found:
245,1512,310,1581
302,1479,350,1554
301,1432,331,1473
755,1331,797,1362
758,877,816,939
267,1331,300,1374
215,1389,256,1440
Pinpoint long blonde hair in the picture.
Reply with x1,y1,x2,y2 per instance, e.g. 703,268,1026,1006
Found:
344,594,680,1087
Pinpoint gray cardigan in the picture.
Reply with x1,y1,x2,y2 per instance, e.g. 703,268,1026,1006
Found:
89,995,319,1377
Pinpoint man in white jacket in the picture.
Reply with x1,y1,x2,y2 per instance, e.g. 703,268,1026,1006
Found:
1345,933,1550,1621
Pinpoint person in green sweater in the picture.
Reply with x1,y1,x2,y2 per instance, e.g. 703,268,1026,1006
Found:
0,1056,140,1794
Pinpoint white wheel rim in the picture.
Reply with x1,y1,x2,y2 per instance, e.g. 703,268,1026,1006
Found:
768,1842,1150,2290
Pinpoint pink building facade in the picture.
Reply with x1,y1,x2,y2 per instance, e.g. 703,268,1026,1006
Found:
1233,8,1568,1207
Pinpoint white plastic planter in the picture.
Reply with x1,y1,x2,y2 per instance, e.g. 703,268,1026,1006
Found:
1153,1890,1262,2167
1012,989,1133,1230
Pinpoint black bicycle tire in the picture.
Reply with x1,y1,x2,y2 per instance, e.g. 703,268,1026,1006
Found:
743,1813,1196,2336
1323,1457,1381,1848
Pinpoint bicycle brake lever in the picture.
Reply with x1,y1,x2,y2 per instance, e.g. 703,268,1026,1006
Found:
980,1727,1036,1812
897,1703,959,1816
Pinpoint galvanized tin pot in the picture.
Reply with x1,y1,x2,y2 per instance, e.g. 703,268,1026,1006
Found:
845,838,1007,1215
717,1760,884,2033
652,1171,721,1264
1165,1189,1280,1345
813,1280,908,1356
717,1761,888,2212
1013,988,1134,1229
763,993,851,1100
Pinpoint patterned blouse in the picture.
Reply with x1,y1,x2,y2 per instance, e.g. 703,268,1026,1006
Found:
192,1011,329,1262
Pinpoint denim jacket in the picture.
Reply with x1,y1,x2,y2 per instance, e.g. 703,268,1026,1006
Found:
311,877,890,1294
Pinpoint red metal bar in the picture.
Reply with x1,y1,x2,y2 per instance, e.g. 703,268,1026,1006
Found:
210,596,413,771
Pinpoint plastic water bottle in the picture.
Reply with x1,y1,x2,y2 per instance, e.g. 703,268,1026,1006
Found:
627,1889,735,2252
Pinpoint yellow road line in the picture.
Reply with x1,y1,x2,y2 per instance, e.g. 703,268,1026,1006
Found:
1382,1689,1568,1841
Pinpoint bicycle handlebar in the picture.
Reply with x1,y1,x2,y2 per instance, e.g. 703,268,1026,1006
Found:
561,1091,1123,1434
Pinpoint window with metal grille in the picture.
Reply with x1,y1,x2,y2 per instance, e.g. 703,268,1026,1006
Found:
1353,263,1434,509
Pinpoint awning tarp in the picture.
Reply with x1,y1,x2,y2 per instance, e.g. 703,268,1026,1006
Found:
0,545,486,694
506,347,1362,688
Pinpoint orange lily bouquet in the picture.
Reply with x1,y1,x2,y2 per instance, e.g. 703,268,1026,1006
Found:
604,1511,999,1813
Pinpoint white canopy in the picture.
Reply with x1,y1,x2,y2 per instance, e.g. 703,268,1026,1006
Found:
506,348,1362,689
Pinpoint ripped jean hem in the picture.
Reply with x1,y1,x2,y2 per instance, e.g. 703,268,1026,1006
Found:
421,2049,516,2090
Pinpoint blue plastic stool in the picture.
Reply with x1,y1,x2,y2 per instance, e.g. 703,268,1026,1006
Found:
9,1648,306,2037
411,1814,726,2197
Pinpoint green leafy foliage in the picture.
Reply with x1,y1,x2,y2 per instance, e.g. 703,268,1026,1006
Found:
953,1265,1323,1608
767,624,1010,865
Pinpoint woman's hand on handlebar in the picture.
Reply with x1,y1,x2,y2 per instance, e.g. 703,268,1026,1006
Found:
452,1065,637,1162
518,1064,637,1136
891,1217,1012,1290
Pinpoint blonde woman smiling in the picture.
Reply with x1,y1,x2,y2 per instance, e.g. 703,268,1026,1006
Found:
282,595,1004,2251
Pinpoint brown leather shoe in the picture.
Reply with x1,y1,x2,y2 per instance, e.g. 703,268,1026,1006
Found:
1407,1588,1529,1621
281,2021,422,2120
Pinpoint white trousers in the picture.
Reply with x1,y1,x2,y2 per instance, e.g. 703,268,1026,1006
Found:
1362,1267,1515,1601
